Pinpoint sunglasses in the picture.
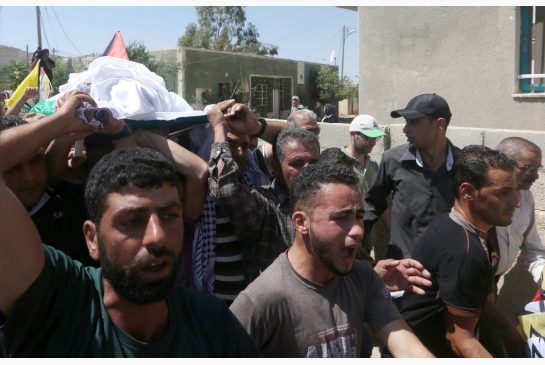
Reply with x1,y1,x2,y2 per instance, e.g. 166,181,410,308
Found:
355,132,377,140
306,127,320,136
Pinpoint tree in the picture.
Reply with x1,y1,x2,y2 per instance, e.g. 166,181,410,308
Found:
315,66,356,105
51,57,70,92
127,41,159,72
1,57,72,94
126,41,177,92
178,7,278,56
0,60,30,90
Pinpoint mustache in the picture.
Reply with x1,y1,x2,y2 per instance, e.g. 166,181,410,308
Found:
135,246,175,266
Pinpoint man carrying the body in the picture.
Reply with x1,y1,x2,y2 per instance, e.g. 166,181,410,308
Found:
230,163,433,358
0,91,259,357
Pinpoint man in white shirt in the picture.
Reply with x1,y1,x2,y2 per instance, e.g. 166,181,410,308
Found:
496,137,545,283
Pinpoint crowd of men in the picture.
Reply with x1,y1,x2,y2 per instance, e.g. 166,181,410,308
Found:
0,87,543,358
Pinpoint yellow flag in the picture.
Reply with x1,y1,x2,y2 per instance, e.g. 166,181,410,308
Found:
5,61,40,107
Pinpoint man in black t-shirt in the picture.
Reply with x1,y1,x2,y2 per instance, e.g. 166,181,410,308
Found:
397,145,526,357
31,48,55,82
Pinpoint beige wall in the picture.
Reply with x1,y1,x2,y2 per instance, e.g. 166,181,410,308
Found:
358,6,544,131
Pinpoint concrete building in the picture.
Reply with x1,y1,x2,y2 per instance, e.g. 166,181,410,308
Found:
150,47,337,118
357,6,544,130
175,47,336,118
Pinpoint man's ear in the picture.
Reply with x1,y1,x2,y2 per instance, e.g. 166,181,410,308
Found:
83,220,100,261
436,117,447,131
292,210,310,235
459,182,476,200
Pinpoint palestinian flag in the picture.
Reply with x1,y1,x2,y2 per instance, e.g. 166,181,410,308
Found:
39,66,53,101
103,31,129,60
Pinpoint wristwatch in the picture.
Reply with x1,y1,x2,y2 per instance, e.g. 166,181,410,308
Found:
110,124,132,141
250,117,267,139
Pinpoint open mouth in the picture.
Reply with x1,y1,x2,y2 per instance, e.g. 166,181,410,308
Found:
340,246,358,265
140,258,171,278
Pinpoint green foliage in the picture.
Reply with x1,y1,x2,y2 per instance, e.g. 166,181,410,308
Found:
178,6,278,56
231,79,251,105
127,41,159,72
51,57,70,92
126,41,177,92
315,66,356,104
0,60,30,90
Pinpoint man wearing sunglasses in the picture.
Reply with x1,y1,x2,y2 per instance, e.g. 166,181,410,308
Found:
345,115,387,256
495,137,545,284
287,109,320,136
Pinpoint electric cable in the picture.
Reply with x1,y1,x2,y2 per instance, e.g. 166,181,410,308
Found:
51,7,83,56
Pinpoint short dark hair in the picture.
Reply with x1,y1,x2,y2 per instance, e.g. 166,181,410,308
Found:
274,127,319,164
323,103,336,115
319,147,355,169
290,163,359,213
85,147,183,222
452,145,516,197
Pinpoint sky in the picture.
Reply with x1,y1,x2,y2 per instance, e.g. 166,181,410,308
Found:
0,6,359,82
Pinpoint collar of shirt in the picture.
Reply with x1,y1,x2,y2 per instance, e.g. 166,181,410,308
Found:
449,207,489,256
29,192,50,216
415,143,454,171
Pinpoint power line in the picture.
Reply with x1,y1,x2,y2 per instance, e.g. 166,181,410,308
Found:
43,7,59,54
267,15,339,46
50,7,83,56
298,27,342,64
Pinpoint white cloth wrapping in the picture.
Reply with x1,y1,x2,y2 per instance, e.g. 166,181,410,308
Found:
59,56,204,120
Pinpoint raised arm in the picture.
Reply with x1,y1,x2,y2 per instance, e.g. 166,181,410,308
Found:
0,90,96,173
223,101,288,145
132,129,208,222
5,87,38,117
207,101,281,242
0,90,96,315
0,177,44,314
45,109,134,184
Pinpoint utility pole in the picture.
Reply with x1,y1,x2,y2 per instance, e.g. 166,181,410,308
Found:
341,26,346,80
36,6,42,49
340,25,356,80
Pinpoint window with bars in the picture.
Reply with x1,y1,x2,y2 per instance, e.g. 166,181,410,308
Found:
255,84,268,107
250,76,293,113
519,6,545,93
278,78,292,110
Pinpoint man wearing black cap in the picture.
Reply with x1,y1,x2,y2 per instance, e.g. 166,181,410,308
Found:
364,93,461,260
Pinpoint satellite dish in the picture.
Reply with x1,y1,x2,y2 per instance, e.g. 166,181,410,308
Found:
329,50,336,65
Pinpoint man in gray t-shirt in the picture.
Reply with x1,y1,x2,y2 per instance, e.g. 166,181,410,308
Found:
230,163,433,358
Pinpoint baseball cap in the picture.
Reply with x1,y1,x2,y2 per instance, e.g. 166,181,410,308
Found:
390,93,452,120
292,95,300,101
349,115,385,138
